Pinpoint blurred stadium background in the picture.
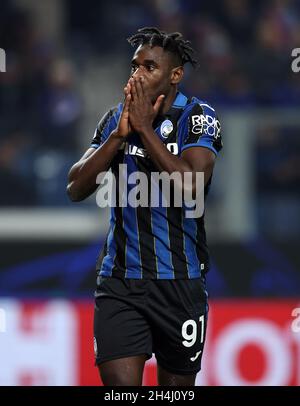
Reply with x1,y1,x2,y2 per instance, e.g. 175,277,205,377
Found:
0,0,300,386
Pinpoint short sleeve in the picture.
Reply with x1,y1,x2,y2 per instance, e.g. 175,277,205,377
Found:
181,102,222,156
91,106,119,149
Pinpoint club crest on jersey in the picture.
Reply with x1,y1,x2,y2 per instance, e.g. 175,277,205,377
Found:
160,119,173,138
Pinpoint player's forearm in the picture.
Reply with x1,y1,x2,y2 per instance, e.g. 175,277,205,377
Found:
67,130,124,202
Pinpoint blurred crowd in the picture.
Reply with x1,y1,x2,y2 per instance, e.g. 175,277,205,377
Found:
0,0,82,205
0,0,299,237
65,0,300,107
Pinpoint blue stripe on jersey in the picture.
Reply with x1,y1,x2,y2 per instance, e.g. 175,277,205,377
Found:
100,207,117,276
123,157,143,278
182,217,202,278
181,142,218,156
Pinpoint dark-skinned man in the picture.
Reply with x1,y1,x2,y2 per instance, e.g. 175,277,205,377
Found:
67,27,222,386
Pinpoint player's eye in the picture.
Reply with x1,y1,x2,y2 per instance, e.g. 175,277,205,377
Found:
146,65,155,72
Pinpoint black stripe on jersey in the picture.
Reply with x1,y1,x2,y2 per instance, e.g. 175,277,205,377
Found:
93,106,118,146
184,104,205,145
112,156,127,276
212,115,223,152
135,158,157,278
162,118,190,278
166,206,189,278
163,107,184,144
113,206,126,274
195,215,209,275
97,107,118,133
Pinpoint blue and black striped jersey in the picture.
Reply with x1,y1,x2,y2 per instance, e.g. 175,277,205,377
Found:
91,92,222,279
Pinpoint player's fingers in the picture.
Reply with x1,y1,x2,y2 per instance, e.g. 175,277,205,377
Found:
122,94,131,116
135,77,144,99
140,76,146,88
124,87,128,101
124,82,131,96
153,94,165,114
125,93,131,109
130,78,136,101
140,76,150,95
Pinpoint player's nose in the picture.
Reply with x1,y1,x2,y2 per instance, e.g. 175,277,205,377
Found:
131,66,142,79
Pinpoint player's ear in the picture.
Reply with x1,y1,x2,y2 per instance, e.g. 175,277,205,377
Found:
171,66,184,85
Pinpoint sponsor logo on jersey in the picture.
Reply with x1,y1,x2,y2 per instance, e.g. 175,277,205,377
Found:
191,114,221,139
124,143,148,158
124,142,179,157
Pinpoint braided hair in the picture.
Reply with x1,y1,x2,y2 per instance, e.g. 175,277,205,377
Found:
127,27,197,68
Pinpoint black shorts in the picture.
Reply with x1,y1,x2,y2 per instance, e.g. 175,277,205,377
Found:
94,276,208,376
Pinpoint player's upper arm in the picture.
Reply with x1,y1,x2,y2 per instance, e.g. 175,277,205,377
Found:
180,102,222,184
181,147,215,185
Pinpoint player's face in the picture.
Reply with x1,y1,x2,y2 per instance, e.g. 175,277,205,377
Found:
130,45,175,103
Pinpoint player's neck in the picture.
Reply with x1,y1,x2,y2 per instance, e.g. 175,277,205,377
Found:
160,86,178,115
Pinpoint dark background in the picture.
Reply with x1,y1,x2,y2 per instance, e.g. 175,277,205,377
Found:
0,0,299,299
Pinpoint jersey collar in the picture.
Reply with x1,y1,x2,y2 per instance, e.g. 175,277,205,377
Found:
154,91,188,125
171,91,188,109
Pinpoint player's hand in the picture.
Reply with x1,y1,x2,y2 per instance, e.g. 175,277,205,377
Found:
114,84,133,139
128,77,165,134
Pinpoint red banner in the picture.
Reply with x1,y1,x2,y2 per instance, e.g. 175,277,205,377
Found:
0,300,299,385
